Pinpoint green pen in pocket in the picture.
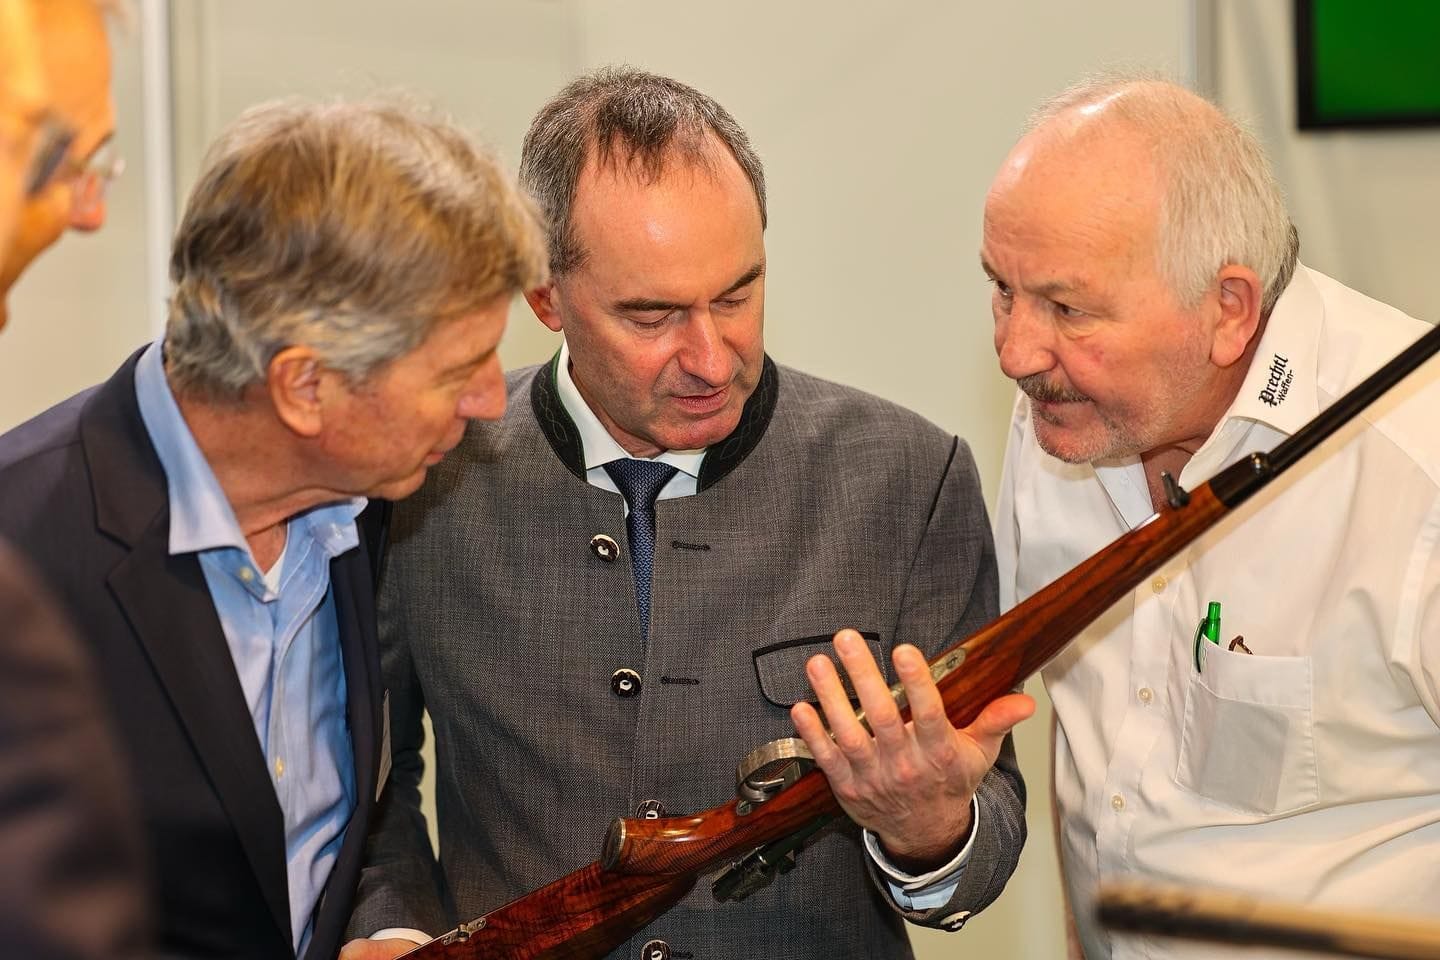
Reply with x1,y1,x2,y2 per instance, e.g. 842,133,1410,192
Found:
1193,601,1222,671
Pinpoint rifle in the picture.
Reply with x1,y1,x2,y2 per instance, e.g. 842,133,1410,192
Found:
1098,881,1440,960
405,322,1440,960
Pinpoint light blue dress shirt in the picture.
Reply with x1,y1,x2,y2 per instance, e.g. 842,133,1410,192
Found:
135,342,363,957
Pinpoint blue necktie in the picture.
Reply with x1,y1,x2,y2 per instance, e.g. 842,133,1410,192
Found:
603,459,679,642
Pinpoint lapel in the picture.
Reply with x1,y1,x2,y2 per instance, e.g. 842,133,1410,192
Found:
305,545,379,957
333,548,378,811
529,351,782,491
81,350,293,944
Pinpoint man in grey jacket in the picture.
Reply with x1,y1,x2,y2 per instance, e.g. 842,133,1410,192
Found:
346,68,1032,960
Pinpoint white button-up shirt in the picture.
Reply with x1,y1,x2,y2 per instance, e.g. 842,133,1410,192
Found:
995,266,1440,960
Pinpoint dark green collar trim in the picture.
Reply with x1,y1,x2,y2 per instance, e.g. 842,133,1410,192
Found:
697,355,778,491
529,352,780,490
530,350,587,479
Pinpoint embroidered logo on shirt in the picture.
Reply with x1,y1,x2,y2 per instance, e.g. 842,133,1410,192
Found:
1259,353,1294,407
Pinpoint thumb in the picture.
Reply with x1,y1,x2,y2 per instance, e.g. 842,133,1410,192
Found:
963,692,1036,752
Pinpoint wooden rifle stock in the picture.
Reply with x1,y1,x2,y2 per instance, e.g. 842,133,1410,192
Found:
404,323,1440,959
1097,881,1440,959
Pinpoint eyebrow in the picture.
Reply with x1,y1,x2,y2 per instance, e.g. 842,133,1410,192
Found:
438,344,495,379
979,255,1088,298
613,260,766,313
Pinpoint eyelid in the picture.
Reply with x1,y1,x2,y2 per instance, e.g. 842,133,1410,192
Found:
626,310,672,326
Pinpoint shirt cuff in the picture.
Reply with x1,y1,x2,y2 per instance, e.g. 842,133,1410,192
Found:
372,928,431,946
863,793,979,911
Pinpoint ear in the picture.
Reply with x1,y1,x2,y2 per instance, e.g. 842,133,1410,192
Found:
265,346,327,438
1209,264,1263,369
524,283,565,333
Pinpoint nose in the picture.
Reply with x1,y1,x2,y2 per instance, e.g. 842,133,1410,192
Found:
455,358,507,421
69,196,106,232
994,295,1055,382
678,309,733,387
68,175,108,232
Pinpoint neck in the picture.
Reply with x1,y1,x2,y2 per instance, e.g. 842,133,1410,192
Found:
1138,317,1269,512
569,360,664,459
174,387,342,568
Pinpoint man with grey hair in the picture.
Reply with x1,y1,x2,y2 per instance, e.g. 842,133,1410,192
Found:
345,67,1029,960
986,76,1440,959
0,0,121,331
0,96,546,959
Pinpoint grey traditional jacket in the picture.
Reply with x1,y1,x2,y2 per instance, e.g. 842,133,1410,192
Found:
350,356,1026,959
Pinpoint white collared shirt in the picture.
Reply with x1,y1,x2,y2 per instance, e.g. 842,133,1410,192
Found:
554,340,704,506
995,266,1440,960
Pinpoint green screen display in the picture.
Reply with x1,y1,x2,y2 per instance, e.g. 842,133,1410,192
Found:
1298,0,1440,127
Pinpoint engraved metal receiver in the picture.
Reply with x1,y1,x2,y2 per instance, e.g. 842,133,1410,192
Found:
711,646,969,902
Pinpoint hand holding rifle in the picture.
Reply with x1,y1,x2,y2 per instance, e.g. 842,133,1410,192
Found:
793,629,1034,871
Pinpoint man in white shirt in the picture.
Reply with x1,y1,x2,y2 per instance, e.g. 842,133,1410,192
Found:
986,77,1440,959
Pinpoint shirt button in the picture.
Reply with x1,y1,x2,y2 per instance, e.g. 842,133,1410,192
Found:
590,533,620,562
239,567,256,583
274,758,285,780
611,668,642,699
1150,575,1167,593
640,940,670,960
940,910,971,931
1138,687,1154,705
635,799,667,819
1111,793,1126,812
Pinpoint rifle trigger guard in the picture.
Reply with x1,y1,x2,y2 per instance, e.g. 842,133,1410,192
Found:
735,737,815,809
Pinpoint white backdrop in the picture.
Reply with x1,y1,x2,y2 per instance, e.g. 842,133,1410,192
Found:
170,5,1196,956
5,3,1434,955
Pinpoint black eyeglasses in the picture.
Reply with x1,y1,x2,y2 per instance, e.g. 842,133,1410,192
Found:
24,116,75,197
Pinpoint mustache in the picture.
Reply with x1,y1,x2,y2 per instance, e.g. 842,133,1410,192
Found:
1017,374,1090,404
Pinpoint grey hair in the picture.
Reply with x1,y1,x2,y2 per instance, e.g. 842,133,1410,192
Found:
1029,74,1299,318
519,65,766,275
165,97,548,401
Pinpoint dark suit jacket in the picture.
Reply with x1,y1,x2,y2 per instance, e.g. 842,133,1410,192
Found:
350,357,1026,959
0,350,384,960
0,538,149,960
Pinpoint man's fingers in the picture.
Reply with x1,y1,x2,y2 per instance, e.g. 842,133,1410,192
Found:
962,693,1037,752
803,650,875,764
893,643,954,751
339,939,417,960
792,699,858,794
834,629,907,750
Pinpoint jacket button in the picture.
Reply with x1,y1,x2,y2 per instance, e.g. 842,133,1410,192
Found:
634,799,667,819
640,941,670,960
611,668,642,698
590,533,619,562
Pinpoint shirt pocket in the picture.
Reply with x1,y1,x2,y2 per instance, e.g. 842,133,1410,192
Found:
752,632,883,707
1174,646,1319,816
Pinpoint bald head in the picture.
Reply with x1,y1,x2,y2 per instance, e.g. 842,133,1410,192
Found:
995,76,1298,318
0,0,114,330
0,0,47,246
982,76,1299,464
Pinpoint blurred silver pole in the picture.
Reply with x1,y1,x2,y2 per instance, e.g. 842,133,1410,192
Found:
139,0,173,339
